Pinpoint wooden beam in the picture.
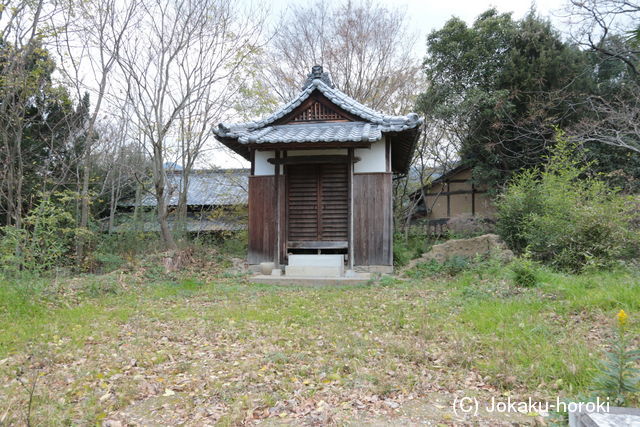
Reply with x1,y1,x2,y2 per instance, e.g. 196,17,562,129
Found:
287,241,348,250
267,155,360,165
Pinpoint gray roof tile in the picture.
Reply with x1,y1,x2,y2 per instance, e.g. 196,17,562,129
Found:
238,122,382,144
214,78,423,142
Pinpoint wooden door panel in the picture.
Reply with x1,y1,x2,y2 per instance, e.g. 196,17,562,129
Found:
287,163,348,243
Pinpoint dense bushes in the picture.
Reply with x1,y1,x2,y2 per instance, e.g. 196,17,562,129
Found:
393,231,430,266
497,132,639,272
0,192,89,276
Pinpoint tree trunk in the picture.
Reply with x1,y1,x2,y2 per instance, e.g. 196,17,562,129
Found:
76,151,91,260
133,181,141,230
177,172,188,228
156,183,177,250
153,149,177,250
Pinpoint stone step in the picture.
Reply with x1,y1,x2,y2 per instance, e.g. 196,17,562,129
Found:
285,254,344,277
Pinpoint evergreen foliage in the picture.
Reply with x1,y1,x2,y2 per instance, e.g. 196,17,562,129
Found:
418,9,639,188
496,131,639,272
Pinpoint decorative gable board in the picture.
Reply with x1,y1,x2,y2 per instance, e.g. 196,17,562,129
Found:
290,101,345,122
274,92,357,125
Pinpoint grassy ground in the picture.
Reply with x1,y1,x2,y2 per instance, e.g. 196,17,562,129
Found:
1,254,639,425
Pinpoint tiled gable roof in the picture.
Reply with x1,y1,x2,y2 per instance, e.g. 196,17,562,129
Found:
213,66,423,174
238,122,381,144
214,78,422,139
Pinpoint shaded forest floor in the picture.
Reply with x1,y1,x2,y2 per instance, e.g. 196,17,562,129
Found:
1,253,639,425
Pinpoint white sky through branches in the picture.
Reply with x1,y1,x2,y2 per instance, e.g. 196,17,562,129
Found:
177,0,565,168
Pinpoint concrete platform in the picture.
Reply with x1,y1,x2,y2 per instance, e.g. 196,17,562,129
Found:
250,273,371,287
285,254,344,277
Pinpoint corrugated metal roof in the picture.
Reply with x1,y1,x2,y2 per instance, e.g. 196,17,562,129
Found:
120,169,248,207
110,217,245,233
213,76,423,141
238,121,382,144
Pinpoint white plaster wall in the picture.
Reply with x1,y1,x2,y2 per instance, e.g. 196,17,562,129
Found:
354,137,386,173
253,150,275,175
287,149,347,156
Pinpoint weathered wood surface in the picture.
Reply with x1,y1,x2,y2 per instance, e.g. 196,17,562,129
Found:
248,176,276,264
287,164,349,243
274,92,359,125
353,173,393,266
287,240,348,249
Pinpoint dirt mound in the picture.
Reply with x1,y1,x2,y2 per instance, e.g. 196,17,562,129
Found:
405,234,514,271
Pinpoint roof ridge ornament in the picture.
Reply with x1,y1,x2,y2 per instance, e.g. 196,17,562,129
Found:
302,65,335,89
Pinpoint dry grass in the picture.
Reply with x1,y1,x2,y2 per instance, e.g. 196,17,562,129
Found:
1,258,639,425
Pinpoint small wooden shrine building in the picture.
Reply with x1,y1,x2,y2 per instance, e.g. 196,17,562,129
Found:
214,66,422,272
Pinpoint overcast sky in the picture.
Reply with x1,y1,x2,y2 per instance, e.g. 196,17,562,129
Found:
213,0,568,169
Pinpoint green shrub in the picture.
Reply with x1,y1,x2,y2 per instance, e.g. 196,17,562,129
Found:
406,256,471,278
219,230,248,258
92,252,126,273
496,131,640,272
393,232,428,267
509,256,539,287
443,255,471,275
0,192,89,276
95,230,161,257
81,277,123,297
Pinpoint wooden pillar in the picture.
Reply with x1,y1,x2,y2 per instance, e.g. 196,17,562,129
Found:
446,181,451,218
275,150,281,267
471,182,476,216
348,148,354,270
280,151,287,265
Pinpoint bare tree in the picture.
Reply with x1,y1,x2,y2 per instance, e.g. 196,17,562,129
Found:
174,71,244,225
571,83,640,153
394,121,460,236
260,0,422,114
562,0,640,152
116,0,264,250
54,0,140,260
564,0,640,75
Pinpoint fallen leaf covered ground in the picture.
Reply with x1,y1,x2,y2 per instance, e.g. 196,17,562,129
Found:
1,255,639,425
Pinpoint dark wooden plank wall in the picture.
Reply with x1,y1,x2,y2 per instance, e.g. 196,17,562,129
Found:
353,173,393,266
248,175,277,264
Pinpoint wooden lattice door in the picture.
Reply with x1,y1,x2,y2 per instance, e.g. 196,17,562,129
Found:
287,163,348,243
